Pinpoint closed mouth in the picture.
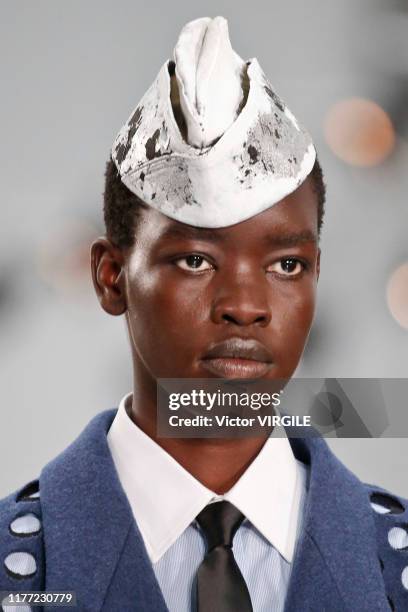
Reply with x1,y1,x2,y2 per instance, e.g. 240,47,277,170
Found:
201,338,273,379
202,337,273,363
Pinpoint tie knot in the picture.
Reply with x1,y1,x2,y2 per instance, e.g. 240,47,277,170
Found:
196,501,245,551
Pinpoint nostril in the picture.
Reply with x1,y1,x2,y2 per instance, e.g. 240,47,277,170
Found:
254,315,267,324
222,313,239,324
221,312,269,326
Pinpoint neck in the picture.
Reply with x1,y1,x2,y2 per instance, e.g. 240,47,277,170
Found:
130,372,269,494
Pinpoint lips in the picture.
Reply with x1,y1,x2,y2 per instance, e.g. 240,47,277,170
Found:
201,337,273,379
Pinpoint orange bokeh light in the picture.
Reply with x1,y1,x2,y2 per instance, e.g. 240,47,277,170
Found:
36,220,99,297
387,263,408,330
324,97,395,167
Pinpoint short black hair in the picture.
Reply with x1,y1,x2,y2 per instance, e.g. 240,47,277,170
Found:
103,157,326,249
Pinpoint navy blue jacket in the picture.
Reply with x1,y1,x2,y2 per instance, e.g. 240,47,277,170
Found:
0,409,406,611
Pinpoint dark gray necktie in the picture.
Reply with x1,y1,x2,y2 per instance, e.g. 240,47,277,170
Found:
195,501,253,612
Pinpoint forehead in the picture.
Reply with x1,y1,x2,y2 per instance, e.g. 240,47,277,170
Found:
133,175,318,247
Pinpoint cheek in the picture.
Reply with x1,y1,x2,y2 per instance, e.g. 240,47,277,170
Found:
266,286,316,379
125,266,210,364
271,282,317,350
130,275,208,327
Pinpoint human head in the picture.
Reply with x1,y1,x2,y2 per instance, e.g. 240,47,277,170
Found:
91,15,326,389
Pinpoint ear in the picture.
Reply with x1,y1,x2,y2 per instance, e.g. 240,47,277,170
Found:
316,248,321,282
90,237,127,316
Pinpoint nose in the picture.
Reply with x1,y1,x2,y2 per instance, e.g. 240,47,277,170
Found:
211,273,272,328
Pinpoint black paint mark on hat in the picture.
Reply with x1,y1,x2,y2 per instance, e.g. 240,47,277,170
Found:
145,129,161,160
264,86,285,113
248,145,259,164
115,106,144,165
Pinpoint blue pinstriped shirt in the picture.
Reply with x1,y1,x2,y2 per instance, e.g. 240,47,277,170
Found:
153,466,308,612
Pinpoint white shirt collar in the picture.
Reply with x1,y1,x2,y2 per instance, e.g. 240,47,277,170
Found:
107,392,307,564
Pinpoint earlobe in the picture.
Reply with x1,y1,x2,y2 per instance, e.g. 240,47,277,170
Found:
90,237,127,316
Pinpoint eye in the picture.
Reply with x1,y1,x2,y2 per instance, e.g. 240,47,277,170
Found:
267,258,305,276
175,254,213,272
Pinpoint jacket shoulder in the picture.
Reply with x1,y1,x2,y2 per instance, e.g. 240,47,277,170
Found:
0,479,45,593
364,482,408,611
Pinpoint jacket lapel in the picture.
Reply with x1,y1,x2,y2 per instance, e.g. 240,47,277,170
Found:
40,409,168,612
285,435,390,611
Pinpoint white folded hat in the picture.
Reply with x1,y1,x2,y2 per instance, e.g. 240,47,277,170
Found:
112,16,316,228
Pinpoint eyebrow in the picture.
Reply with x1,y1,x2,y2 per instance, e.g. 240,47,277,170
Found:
159,225,222,242
263,230,317,247
159,225,317,246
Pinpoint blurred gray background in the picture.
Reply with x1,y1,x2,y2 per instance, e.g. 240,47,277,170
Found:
0,0,407,498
